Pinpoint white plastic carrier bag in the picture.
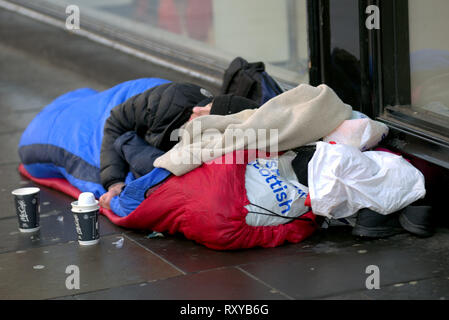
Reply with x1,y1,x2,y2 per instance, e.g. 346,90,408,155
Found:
308,142,426,219
323,118,389,151
244,151,309,227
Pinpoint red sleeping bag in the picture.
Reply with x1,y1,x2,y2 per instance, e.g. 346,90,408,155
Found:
19,150,317,250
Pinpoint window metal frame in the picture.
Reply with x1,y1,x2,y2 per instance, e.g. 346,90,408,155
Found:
308,0,449,168
359,0,449,168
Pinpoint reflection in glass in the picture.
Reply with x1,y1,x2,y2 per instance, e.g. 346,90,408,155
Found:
329,0,361,109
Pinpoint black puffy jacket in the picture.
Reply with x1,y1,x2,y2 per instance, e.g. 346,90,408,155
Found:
100,82,258,189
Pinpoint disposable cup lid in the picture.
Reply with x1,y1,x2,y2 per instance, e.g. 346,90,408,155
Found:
78,192,97,206
11,187,40,196
71,192,99,212
71,201,99,212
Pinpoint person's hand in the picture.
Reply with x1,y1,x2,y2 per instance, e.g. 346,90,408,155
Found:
189,103,212,121
99,182,125,210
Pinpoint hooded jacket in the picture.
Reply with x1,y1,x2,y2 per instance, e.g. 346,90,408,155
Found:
100,82,258,189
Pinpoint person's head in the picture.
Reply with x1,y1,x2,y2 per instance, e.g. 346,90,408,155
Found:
188,93,260,122
189,102,212,121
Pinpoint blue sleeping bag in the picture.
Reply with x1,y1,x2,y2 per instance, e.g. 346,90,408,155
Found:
19,78,171,209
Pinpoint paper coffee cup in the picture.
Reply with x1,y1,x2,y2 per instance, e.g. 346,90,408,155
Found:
11,187,41,233
71,192,100,246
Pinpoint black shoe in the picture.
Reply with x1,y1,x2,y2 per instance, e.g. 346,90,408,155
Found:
399,206,434,238
352,208,404,238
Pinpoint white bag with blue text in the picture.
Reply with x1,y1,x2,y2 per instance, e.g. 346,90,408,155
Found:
244,152,309,227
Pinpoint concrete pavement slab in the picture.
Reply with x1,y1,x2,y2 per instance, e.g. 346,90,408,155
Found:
0,234,182,299
69,267,287,300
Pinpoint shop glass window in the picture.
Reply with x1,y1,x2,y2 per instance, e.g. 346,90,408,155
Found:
39,0,310,84
408,0,449,121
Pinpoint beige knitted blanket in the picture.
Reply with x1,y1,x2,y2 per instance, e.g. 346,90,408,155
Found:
154,84,352,176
